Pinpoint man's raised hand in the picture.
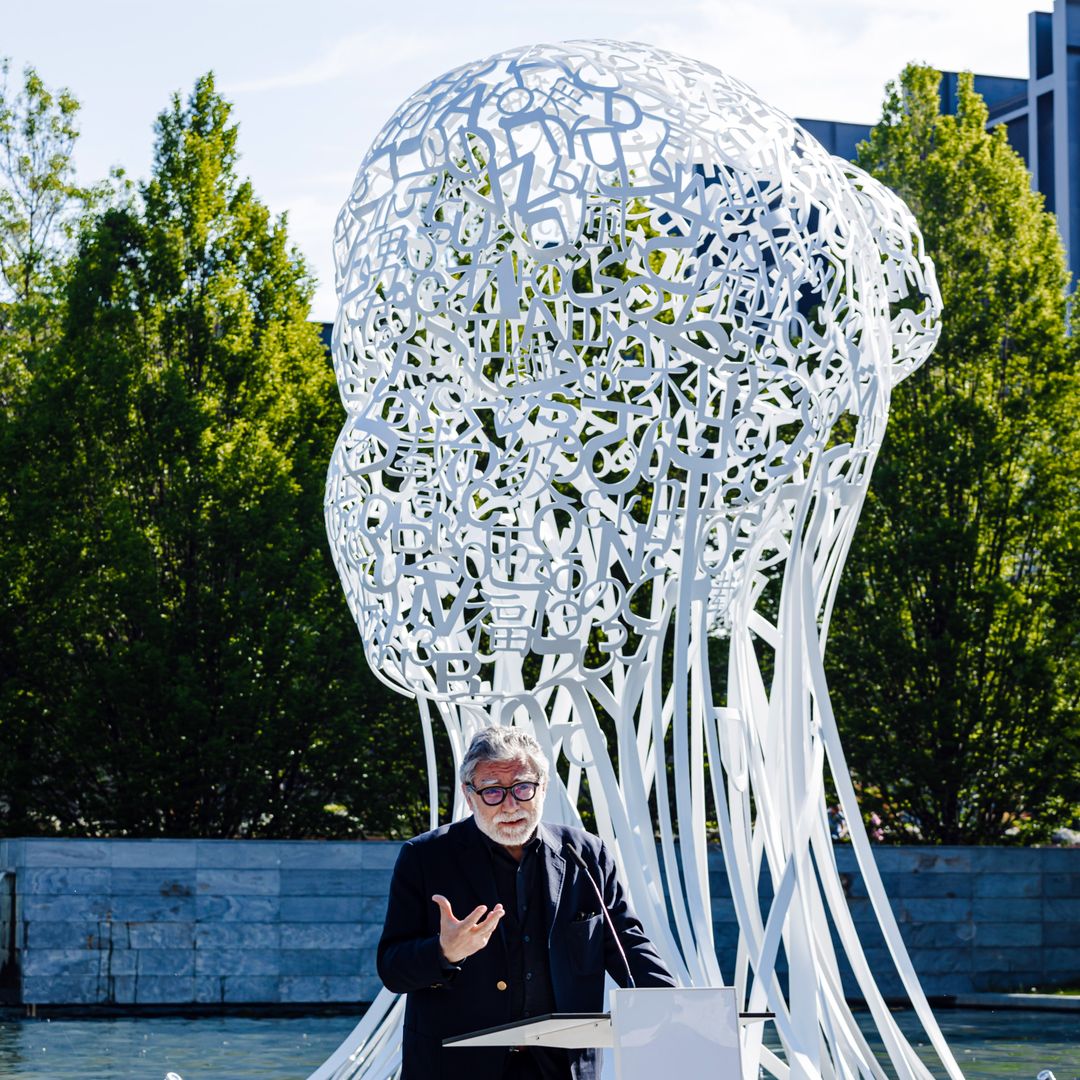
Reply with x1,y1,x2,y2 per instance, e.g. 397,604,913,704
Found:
431,894,504,963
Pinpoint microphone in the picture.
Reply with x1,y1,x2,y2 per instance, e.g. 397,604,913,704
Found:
565,843,636,989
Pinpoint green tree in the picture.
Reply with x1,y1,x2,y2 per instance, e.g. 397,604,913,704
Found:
825,65,1080,843
0,73,429,838
0,62,90,830
0,60,83,346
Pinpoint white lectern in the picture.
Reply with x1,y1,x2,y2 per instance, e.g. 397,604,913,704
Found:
445,987,748,1079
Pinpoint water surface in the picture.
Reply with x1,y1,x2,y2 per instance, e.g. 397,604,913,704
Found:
0,1007,1075,1078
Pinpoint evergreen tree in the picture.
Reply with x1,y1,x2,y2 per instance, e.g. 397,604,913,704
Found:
1,74,429,837
826,66,1080,843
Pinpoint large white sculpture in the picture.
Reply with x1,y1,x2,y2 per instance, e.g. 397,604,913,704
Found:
318,40,962,1080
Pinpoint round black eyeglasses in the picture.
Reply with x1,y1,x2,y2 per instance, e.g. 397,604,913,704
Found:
468,781,539,806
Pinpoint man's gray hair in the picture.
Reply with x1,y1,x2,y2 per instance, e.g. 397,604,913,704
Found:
459,727,550,786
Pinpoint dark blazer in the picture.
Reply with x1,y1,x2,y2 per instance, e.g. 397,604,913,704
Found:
377,816,676,1080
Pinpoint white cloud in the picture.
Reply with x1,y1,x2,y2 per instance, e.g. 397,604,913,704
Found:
222,30,442,94
615,0,1048,122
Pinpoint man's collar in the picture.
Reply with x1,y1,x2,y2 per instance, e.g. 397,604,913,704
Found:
535,821,565,855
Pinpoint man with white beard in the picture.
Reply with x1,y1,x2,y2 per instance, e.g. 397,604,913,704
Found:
377,726,674,1080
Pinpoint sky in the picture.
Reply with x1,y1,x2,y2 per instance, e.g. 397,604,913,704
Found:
4,0,1054,321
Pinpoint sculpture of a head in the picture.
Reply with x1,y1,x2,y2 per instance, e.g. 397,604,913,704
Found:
325,41,940,702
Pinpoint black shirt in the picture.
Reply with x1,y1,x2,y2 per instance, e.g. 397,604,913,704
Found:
481,830,570,1080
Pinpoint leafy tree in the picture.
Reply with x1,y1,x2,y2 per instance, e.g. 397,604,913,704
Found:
825,66,1080,843
0,61,84,344
0,62,90,830
0,73,429,838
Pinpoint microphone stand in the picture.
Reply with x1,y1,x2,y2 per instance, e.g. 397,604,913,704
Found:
565,844,636,989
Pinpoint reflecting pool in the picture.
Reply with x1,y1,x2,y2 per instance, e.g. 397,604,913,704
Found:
0,1007,1075,1079
0,1013,355,1079
889,1007,1078,1078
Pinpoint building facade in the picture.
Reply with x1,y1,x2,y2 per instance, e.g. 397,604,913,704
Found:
798,0,1080,284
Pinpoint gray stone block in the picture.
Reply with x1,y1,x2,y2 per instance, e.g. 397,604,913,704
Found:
1044,946,1080,971
844,898,878,923
277,843,366,870
22,975,100,1004
1041,849,1080,871
973,921,1041,947
196,894,280,922
976,947,1045,973
106,950,137,976
109,975,137,1004
831,847,860,872
22,948,101,977
21,894,111,921
1044,872,1080,898
915,973,978,996
137,949,196,976
854,974,901,997
279,975,367,1002
1044,897,1080,922
848,920,889,953
223,975,280,1002
194,948,280,976
364,896,390,921
971,969,1044,992
852,949,907,987
111,868,195,897
110,841,197,868
20,868,111,895
279,869,366,896
899,921,976,948
127,922,195,949
25,921,105,949
134,975,196,1003
195,975,224,1003
904,947,972,975
21,840,110,867
109,894,195,922
280,923,382,950
835,872,868,899
357,869,395,897
894,872,971,899
196,868,280,895
710,925,741,949
196,841,285,868
973,897,1041,922
870,848,972,874
279,948,375,976
279,896,371,922
195,922,280,949
707,873,733,899
895,898,972,923
972,873,1041,899
970,847,1045,872
710,898,736,922
1043,922,1080,947
360,843,403,869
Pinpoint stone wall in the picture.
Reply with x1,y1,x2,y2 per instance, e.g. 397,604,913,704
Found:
1,838,1076,1005
710,844,1079,998
0,838,396,1006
